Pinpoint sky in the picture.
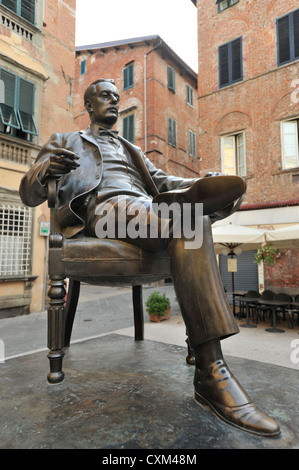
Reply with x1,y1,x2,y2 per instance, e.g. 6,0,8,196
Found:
75,0,198,72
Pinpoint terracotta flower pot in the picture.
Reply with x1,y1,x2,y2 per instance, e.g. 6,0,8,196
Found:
149,308,171,323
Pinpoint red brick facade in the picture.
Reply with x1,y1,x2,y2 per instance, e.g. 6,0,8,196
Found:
73,36,200,178
195,0,299,294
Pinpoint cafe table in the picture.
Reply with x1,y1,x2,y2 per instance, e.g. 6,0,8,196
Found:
258,299,292,333
239,296,260,328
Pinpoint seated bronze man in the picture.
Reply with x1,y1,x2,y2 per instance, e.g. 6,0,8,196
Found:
19,78,280,437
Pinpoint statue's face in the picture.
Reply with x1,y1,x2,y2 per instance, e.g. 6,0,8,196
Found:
87,81,120,128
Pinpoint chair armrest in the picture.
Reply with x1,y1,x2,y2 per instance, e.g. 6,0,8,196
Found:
48,178,57,208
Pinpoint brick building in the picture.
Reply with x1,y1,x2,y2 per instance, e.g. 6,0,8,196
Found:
193,0,299,296
0,0,76,317
74,35,199,178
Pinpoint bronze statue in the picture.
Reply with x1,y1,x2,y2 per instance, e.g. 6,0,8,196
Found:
19,79,280,437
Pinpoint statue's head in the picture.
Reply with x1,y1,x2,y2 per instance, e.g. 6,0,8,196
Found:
84,79,119,128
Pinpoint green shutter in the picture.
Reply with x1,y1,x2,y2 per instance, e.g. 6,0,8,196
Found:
0,69,20,129
80,60,86,75
123,114,134,143
17,78,38,135
21,0,35,24
168,117,177,147
167,67,175,91
123,64,134,90
1,0,36,24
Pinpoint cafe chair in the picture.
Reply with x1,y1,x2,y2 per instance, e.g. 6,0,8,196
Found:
274,293,293,324
46,179,172,384
256,290,276,323
287,294,299,329
242,290,261,323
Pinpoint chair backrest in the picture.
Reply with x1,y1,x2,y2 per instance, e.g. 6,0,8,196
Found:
275,292,293,302
261,290,276,300
295,294,299,302
245,290,261,299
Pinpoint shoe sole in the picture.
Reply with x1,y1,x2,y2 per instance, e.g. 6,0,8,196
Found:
194,391,281,438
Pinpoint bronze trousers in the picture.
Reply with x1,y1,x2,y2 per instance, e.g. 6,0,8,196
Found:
86,194,239,349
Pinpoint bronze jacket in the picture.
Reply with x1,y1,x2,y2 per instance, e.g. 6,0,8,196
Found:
19,128,197,236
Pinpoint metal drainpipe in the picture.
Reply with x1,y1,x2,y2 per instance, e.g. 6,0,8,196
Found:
144,39,162,154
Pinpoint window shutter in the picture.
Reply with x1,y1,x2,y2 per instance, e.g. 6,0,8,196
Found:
21,0,35,24
189,130,196,157
168,117,172,145
128,114,134,143
231,38,242,82
167,67,175,91
1,0,17,14
294,9,299,59
277,15,291,64
80,60,86,75
18,79,38,134
167,117,177,147
129,64,134,87
219,44,229,87
123,114,134,143
0,69,20,129
123,64,134,90
1,0,35,24
123,67,128,90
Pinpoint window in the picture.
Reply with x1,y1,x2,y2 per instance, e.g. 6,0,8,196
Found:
219,37,243,88
0,0,36,25
168,117,177,147
216,0,239,13
123,63,134,90
186,84,193,107
0,68,38,140
281,119,299,169
188,130,196,158
167,66,175,92
221,132,246,176
80,60,86,76
123,114,134,143
277,9,299,66
0,202,32,276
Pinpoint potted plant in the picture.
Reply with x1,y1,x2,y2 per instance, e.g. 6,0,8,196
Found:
254,244,282,266
145,291,171,322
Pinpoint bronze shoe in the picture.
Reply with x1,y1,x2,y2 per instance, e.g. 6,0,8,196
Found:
194,359,280,437
152,175,246,217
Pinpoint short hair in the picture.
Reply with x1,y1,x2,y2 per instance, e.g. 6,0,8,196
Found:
84,78,116,105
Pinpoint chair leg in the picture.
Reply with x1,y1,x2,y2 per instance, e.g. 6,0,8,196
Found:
64,280,80,347
185,333,195,366
132,285,144,341
47,276,66,384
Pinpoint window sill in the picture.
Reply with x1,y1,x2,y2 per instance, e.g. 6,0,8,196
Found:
0,275,38,283
272,167,299,175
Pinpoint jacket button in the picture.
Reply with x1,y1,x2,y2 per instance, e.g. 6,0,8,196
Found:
96,175,100,179
96,161,101,166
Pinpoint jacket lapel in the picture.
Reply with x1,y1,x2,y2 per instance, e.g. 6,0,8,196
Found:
80,129,159,196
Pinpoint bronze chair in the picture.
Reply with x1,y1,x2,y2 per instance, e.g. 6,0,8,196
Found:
46,180,172,384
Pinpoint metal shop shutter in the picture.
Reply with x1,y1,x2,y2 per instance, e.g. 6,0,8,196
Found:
219,250,258,303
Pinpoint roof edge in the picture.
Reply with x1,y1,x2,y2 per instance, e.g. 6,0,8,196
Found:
76,34,197,79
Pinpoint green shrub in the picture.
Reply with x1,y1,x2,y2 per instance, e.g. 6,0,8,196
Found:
145,291,171,316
